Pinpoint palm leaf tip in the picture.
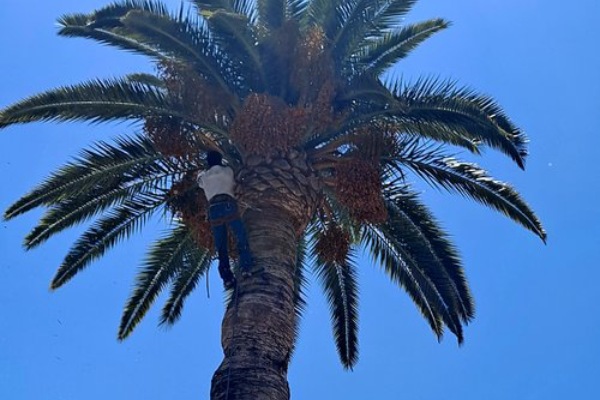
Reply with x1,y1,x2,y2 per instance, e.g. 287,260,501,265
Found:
0,111,11,129
361,218,469,345
313,249,360,369
160,247,212,326
118,226,192,340
48,195,163,290
0,78,175,129
390,142,546,241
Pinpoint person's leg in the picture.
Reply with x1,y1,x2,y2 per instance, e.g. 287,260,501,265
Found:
229,217,253,274
211,223,235,287
209,202,235,288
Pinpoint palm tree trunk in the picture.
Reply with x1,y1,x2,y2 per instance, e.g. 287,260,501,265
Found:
210,205,299,400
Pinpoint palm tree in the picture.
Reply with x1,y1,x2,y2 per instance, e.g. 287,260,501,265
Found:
0,0,546,398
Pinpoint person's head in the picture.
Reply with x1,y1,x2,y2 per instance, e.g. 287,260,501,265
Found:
206,150,223,167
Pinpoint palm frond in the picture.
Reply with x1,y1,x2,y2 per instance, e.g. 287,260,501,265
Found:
93,0,170,19
160,244,212,325
58,2,176,61
309,98,481,154
302,0,337,34
361,224,464,342
118,9,233,90
118,224,193,339
201,10,265,92
125,72,166,87
331,0,420,67
58,0,170,29
337,74,397,105
389,77,528,168
4,135,167,221
257,0,286,30
387,141,546,241
312,247,360,369
58,23,169,60
294,234,310,321
58,2,237,98
50,193,164,289
383,185,474,322
354,19,449,77
23,184,163,249
0,78,178,129
369,0,417,33
329,0,380,63
317,78,522,162
288,0,309,21
287,233,310,363
191,0,256,19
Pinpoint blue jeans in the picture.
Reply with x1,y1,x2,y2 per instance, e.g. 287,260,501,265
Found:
208,198,252,282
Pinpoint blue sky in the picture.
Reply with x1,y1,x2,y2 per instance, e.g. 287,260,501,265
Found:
1,0,599,399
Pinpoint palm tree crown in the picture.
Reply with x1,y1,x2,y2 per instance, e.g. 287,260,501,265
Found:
0,0,545,371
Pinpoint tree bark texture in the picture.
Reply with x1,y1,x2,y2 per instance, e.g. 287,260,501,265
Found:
210,153,320,400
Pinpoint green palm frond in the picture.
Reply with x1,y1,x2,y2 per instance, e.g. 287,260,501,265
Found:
314,190,361,235
288,0,309,21
118,224,194,339
312,247,360,369
329,0,382,63
321,76,525,163
0,78,177,129
310,98,481,154
287,234,310,363
257,0,286,29
354,19,449,77
389,77,528,168
369,0,417,33
4,135,167,221
58,1,177,61
201,10,265,92
337,75,397,106
125,72,166,87
387,139,546,241
94,0,170,19
383,185,474,322
361,224,464,342
24,186,162,249
58,0,170,29
51,193,164,289
160,244,212,325
58,22,168,61
294,234,310,320
191,0,256,19
302,0,337,34
118,9,234,90
331,0,421,67
58,2,237,98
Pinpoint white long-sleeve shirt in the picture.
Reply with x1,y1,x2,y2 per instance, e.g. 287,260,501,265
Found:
197,165,236,201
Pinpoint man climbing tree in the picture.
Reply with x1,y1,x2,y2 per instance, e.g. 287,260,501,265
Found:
0,0,546,399
199,150,253,289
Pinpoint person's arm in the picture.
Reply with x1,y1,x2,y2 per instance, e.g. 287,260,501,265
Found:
197,171,206,188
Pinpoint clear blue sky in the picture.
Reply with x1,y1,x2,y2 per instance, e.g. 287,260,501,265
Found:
1,1,599,399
